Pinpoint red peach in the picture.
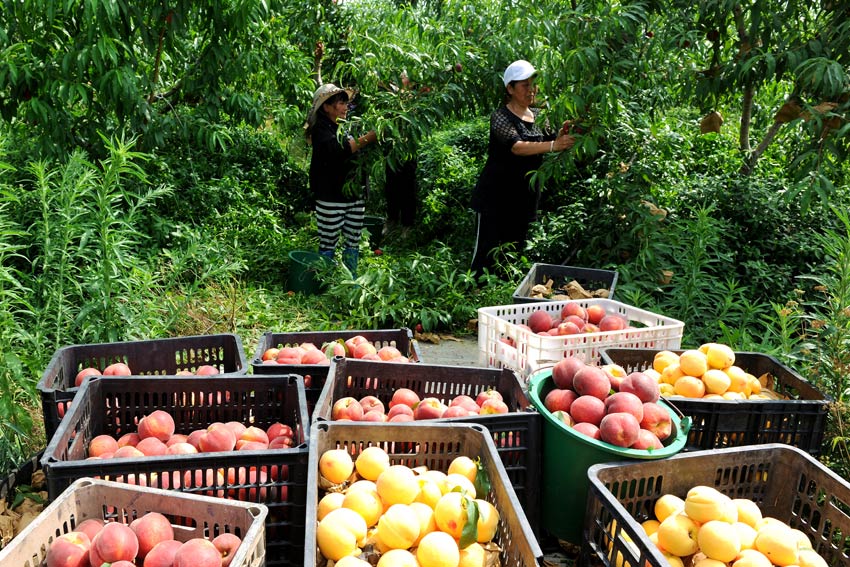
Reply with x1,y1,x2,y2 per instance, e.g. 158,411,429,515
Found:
388,413,414,422
173,538,222,567
573,422,601,439
552,356,586,390
569,395,606,426
103,362,132,376
599,412,641,448
76,519,105,542
475,389,503,407
223,421,247,439
603,392,645,422
359,395,385,415
586,304,607,325
136,436,168,457
111,561,136,567
137,410,175,442
527,309,554,333
620,372,660,403
143,539,182,567
353,342,378,359
269,435,295,450
323,341,346,358
186,429,205,449
413,397,447,420
89,434,119,458
572,366,612,400
301,348,329,365
556,321,583,335
90,522,139,564
198,423,237,453
130,512,174,560
299,341,319,351
276,346,304,364
640,402,673,441
331,397,364,421
360,410,387,422
238,426,270,446
631,428,664,450
266,422,294,440
118,431,141,447
544,388,577,414
75,367,102,387
442,405,471,418
47,531,91,567
212,533,242,567
165,442,198,455
598,314,628,332
387,404,414,419
480,398,509,414
389,388,420,409
377,345,402,361
166,433,188,446
194,364,220,376
561,302,588,322
261,347,280,361
113,445,145,459
552,410,575,427
237,440,269,451
343,335,369,354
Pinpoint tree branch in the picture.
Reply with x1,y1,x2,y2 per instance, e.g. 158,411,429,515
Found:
740,121,782,176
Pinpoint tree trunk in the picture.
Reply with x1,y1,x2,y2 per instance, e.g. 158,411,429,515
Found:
740,85,754,153
740,120,782,176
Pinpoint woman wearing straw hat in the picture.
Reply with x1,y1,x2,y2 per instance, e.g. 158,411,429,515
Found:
305,83,378,277
470,60,575,278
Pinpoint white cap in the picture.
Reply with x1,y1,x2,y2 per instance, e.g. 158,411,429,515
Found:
503,60,536,86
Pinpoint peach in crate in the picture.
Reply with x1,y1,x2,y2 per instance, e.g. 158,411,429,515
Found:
477,298,684,379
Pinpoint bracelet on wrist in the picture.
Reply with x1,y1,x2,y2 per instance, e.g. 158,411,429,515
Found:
549,140,555,153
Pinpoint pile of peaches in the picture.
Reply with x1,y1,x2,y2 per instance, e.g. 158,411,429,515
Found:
45,512,243,567
82,410,296,495
314,446,500,567
329,388,509,423
542,356,673,450
646,344,783,400
259,335,412,366
74,362,221,387
616,484,829,567
524,302,631,337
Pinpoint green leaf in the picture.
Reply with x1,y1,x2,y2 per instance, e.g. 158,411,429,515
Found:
459,494,479,549
472,457,490,498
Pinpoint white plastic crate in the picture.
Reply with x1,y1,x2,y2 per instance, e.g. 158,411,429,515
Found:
477,298,684,378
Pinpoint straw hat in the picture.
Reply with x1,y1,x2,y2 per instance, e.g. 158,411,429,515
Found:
306,83,356,128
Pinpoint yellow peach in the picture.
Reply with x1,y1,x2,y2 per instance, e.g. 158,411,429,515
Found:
674,375,706,398
641,519,660,536
733,548,774,567
755,524,799,566
684,485,734,523
661,363,685,385
654,493,685,523
702,369,731,395
475,499,499,543
447,456,478,485
317,492,345,521
409,501,437,545
434,491,469,539
319,449,355,485
734,521,759,550
355,446,391,481
458,542,486,567
377,504,421,550
343,484,384,527
657,513,700,557
733,499,763,529
377,465,420,506
653,350,680,374
679,349,709,377
377,549,419,567
704,343,735,370
724,365,750,393
417,531,460,567
698,520,742,562
445,473,476,498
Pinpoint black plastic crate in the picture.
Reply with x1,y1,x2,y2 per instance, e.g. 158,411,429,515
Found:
251,328,422,418
513,263,618,304
306,422,544,567
41,374,309,567
313,357,542,535
37,333,249,440
600,348,830,455
582,444,850,567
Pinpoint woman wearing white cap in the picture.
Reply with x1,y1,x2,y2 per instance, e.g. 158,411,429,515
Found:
470,60,575,277
305,83,378,277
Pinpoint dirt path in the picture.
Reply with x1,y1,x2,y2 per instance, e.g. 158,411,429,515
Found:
414,334,480,366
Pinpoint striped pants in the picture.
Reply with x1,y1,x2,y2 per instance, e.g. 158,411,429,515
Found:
316,199,366,253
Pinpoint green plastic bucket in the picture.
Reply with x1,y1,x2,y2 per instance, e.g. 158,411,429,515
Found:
362,215,385,249
527,369,690,544
286,250,333,295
